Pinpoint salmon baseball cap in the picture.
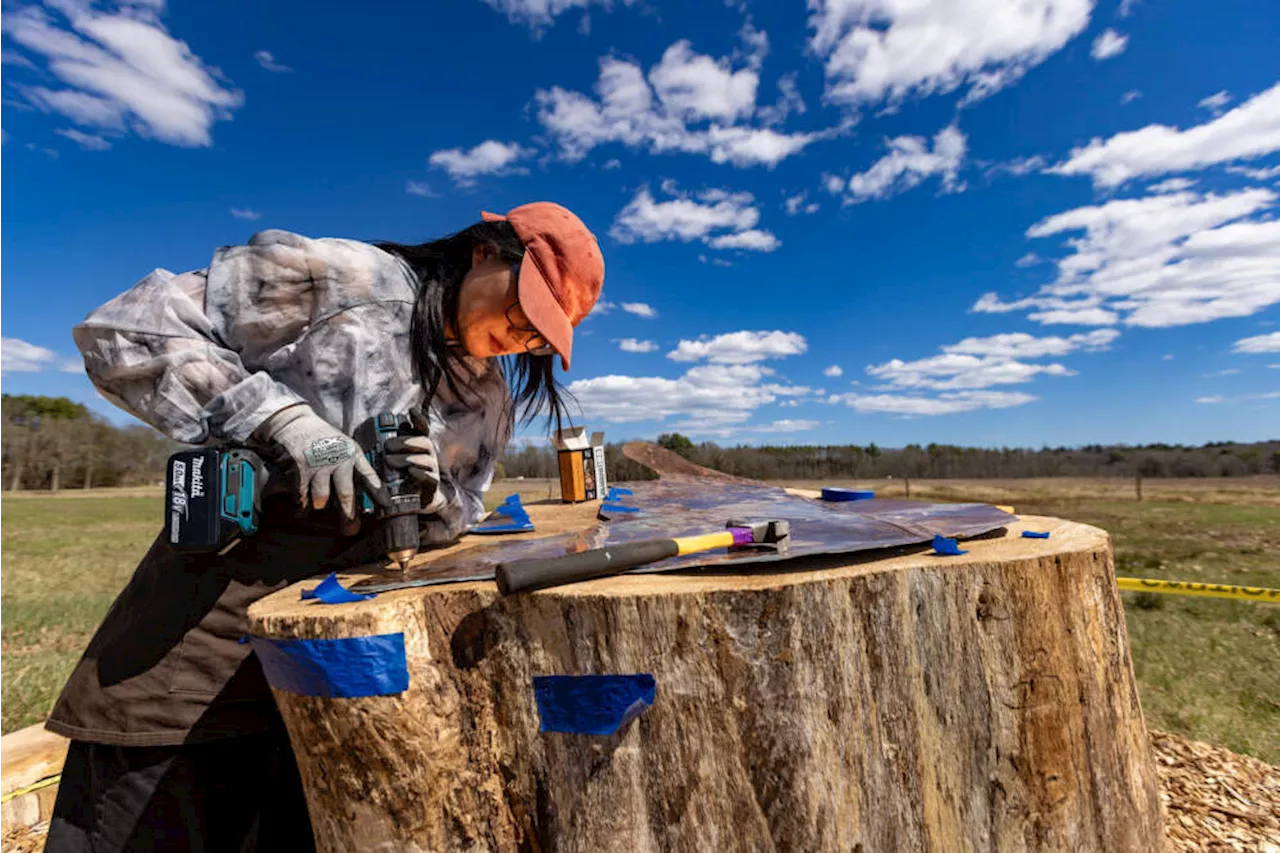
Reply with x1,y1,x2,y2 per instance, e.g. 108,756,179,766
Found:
481,202,604,370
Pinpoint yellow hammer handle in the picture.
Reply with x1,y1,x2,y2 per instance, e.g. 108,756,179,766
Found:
674,531,738,555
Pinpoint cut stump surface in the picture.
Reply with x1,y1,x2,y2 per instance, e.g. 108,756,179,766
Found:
248,509,1164,852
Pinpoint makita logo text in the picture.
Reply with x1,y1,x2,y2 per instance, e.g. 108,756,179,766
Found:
191,454,205,498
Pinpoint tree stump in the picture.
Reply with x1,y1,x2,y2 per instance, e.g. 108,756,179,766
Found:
247,503,1164,852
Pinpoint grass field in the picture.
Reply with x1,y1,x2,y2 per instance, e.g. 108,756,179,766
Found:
3,477,1277,764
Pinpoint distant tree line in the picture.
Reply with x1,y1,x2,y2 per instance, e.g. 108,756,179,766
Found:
500,432,1280,482
4,395,1277,491
2,395,179,490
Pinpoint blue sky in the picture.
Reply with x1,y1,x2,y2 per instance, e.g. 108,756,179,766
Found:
3,0,1279,448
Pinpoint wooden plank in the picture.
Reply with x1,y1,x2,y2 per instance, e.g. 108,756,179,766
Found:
1,724,68,833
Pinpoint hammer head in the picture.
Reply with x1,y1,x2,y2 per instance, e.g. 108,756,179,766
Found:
726,518,790,549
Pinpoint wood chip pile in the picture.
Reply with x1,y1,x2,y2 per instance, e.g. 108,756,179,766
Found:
0,821,46,853
3,733,1276,851
1152,729,1280,852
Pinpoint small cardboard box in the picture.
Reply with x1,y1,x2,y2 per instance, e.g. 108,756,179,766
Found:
553,428,607,502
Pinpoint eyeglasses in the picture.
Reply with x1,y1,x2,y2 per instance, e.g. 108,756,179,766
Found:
507,261,556,357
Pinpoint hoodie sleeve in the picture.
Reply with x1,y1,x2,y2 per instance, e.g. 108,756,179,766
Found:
71,229,415,445
71,265,309,445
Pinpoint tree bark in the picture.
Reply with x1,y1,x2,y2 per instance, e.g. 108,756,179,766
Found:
249,510,1164,853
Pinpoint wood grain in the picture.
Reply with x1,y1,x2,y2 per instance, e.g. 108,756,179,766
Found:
249,512,1164,852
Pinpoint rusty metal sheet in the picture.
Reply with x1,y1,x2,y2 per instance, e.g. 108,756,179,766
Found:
351,444,1012,593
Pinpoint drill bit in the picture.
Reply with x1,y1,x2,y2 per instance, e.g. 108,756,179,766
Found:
389,549,415,571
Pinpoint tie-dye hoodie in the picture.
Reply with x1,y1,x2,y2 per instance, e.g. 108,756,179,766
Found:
72,228,513,543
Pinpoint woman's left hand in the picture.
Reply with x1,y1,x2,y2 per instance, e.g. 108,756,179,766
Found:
384,434,444,510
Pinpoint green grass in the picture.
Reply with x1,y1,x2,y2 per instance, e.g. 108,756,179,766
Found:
2,496,160,733
1009,498,1279,763
3,482,1277,766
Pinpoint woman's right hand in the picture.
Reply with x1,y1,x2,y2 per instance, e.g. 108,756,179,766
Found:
260,404,384,519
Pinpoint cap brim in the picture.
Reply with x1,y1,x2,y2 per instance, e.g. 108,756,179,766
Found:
517,258,573,370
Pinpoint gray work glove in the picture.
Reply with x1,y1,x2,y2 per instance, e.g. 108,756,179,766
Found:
259,404,384,519
383,434,447,513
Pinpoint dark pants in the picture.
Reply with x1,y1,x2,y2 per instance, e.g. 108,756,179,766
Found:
45,705,315,853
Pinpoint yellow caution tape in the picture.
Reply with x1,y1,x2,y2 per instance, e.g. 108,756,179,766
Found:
1116,578,1279,603
0,774,60,804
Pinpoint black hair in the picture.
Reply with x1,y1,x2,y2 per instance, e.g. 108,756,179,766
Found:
373,221,577,435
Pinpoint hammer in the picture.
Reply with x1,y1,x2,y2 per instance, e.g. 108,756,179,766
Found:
496,518,790,595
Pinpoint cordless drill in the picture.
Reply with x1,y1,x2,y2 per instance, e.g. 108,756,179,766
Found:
165,411,431,568
354,411,432,570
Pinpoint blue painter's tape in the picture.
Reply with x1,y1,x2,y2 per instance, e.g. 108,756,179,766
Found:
250,633,409,698
533,674,656,735
822,487,875,502
1022,530,1051,539
302,572,376,603
932,534,968,556
600,502,640,513
471,494,535,534
604,487,633,500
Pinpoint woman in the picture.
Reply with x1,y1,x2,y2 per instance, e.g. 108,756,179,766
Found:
44,202,605,851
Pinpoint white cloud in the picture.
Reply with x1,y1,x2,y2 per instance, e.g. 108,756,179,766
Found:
2,337,58,372
535,44,833,169
1226,164,1280,181
617,338,658,353
1198,90,1231,114
807,0,1092,107
866,353,1074,390
943,329,1119,358
253,50,292,73
55,127,110,149
6,2,243,147
1121,90,1142,105
845,328,1115,412
1147,177,1196,194
567,362,805,431
609,183,780,252
832,390,1038,415
1233,331,1280,353
1015,252,1042,267
589,299,616,316
621,302,657,318
838,124,966,202
986,155,1047,178
668,330,807,364
648,40,758,123
823,364,843,377
230,207,261,220
1196,391,1280,404
3,49,39,70
705,229,780,251
750,419,820,433
1050,82,1280,188
1090,29,1128,61
976,188,1280,328
428,140,533,184
405,180,438,197
758,72,806,126
482,0,632,34
784,192,819,215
